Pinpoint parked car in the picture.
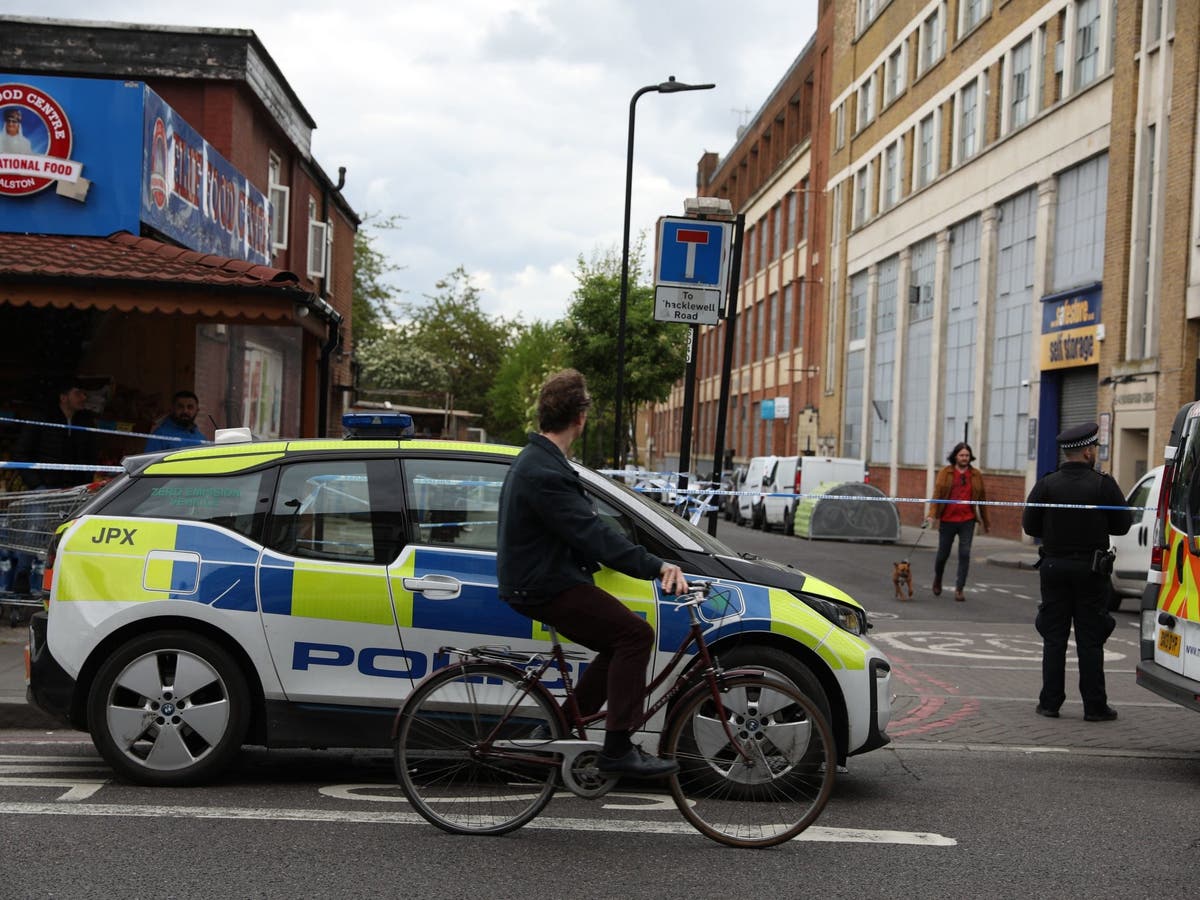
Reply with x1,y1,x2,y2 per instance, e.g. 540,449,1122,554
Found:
763,456,868,535
1110,465,1163,606
27,415,893,786
736,456,777,529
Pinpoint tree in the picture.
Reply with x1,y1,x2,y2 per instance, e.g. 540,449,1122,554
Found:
351,214,404,348
358,266,513,432
487,319,568,445
563,241,687,466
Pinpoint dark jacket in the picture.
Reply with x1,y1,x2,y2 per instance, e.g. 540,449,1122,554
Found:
12,407,97,489
497,433,664,599
1022,462,1132,556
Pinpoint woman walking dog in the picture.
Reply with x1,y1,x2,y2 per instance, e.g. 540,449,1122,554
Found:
928,442,989,602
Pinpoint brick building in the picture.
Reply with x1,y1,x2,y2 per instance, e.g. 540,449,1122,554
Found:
648,0,835,478
0,18,357,473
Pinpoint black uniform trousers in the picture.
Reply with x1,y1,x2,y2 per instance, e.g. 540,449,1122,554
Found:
1035,555,1116,715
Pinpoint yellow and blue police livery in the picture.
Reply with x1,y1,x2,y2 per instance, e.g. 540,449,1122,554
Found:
28,413,892,786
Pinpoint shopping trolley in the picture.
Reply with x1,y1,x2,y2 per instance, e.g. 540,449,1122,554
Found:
0,485,94,626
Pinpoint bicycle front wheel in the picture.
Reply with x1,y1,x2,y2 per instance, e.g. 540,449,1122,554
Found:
664,675,835,848
395,662,563,836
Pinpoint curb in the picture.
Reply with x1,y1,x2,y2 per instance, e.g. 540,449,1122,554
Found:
0,699,60,730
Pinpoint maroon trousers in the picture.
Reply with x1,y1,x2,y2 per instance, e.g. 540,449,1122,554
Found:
517,583,654,733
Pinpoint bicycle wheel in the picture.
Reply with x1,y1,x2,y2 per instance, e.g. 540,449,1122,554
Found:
395,662,563,836
664,675,835,848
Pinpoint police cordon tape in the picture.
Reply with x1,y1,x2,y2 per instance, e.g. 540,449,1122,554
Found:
598,469,1146,512
0,415,208,444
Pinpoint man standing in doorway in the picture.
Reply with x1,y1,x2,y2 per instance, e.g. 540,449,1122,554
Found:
1022,422,1132,721
145,390,205,452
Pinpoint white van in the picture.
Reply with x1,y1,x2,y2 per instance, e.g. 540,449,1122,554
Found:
736,455,777,529
763,456,868,534
1109,465,1164,607
763,456,800,534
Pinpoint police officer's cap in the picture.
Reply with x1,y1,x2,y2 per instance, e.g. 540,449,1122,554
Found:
1056,421,1099,449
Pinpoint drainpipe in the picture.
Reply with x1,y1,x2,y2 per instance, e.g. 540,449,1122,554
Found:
317,166,347,437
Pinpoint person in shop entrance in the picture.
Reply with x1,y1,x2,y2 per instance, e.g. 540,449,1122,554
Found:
9,379,98,593
145,390,206,452
1022,422,1132,722
927,441,990,602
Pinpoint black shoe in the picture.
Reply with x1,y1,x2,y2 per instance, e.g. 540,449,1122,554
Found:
596,747,680,779
932,576,942,596
1035,705,1059,718
1084,706,1118,722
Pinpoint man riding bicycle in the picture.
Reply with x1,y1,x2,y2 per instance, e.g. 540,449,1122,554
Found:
496,369,687,778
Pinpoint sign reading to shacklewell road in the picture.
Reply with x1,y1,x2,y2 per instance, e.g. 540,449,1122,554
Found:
653,216,731,325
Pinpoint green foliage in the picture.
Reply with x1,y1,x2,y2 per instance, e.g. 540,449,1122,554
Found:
351,214,404,348
563,240,687,465
487,320,568,445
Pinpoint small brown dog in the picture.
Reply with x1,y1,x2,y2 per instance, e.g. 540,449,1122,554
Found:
892,560,913,601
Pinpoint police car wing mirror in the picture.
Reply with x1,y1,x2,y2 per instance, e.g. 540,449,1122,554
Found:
401,574,462,601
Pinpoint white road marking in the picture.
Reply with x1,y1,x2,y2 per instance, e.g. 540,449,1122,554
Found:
0,800,956,845
874,630,1126,662
0,778,106,801
319,784,682,812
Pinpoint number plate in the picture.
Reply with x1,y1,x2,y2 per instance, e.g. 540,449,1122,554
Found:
1158,629,1182,658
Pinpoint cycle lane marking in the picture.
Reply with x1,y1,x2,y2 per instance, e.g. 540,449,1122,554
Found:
0,799,956,845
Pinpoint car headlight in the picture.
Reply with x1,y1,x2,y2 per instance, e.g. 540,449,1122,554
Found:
793,592,868,635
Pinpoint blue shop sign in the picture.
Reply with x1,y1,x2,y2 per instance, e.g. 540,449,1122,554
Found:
140,88,271,265
0,74,143,236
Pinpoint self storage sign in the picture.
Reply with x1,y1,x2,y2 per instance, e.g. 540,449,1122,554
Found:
1040,285,1101,370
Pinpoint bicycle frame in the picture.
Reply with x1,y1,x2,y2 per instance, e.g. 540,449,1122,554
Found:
449,589,760,768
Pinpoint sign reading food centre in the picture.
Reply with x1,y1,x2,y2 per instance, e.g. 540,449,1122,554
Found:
0,82,84,195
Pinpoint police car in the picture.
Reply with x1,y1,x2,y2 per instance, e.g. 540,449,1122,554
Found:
27,414,893,786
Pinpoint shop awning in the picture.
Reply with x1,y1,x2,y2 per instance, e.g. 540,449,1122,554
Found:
0,231,330,329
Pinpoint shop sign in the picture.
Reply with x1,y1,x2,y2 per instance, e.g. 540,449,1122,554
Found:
1039,283,1101,370
140,88,271,266
0,74,142,235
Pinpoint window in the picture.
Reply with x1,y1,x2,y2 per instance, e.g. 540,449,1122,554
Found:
835,104,846,149
746,224,757,275
101,471,269,540
958,80,979,162
306,196,328,279
755,299,765,361
885,46,905,105
767,292,779,357
857,76,875,130
882,142,901,210
1074,0,1101,89
799,178,811,242
266,460,404,564
1010,37,1033,129
787,191,797,247
403,458,509,551
960,0,990,37
854,165,871,227
771,203,782,262
916,113,937,188
920,7,944,74
857,0,884,31
268,153,289,251
781,284,793,354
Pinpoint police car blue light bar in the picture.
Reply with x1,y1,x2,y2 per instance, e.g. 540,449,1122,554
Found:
342,412,415,439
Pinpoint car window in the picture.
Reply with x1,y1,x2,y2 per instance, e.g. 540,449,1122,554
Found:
592,492,637,543
99,471,268,539
265,459,403,564
1126,475,1154,514
402,458,508,551
1171,415,1200,534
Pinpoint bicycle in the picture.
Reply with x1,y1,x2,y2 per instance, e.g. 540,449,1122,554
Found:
393,581,835,848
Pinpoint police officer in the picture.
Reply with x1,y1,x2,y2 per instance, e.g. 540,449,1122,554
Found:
1022,422,1132,721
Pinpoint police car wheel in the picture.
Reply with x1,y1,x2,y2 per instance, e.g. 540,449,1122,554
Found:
717,645,834,753
87,631,251,786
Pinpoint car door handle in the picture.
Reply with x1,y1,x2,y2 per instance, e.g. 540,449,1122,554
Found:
401,575,462,600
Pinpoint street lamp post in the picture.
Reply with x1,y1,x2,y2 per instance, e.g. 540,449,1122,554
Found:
612,76,715,468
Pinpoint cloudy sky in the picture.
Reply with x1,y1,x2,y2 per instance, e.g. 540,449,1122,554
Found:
7,1,817,322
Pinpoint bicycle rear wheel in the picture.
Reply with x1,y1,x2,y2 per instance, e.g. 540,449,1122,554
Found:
664,675,835,848
395,662,563,836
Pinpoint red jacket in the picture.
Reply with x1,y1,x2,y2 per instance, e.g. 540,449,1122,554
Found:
931,465,990,529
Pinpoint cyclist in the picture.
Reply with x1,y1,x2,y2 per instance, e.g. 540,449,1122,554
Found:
497,368,687,778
